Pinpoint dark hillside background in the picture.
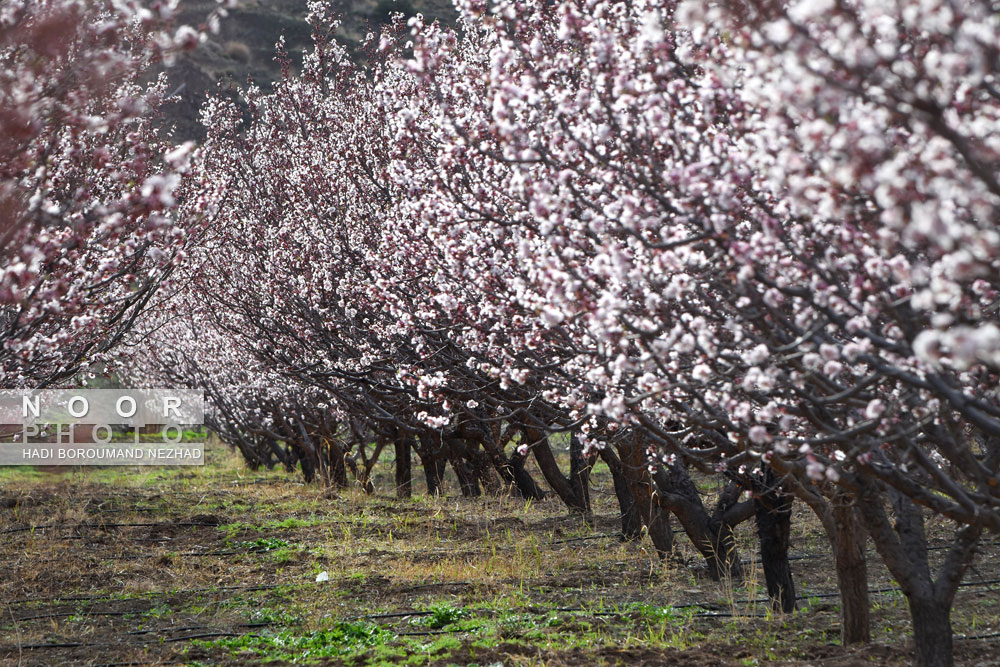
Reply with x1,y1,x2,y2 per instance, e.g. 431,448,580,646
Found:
161,0,456,140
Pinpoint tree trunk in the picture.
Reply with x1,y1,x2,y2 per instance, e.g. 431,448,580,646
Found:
468,439,502,495
652,462,741,580
569,434,593,515
299,444,317,483
449,449,480,497
832,499,870,643
853,482,981,667
598,446,643,540
394,435,412,498
343,454,360,488
266,437,291,470
475,421,547,498
777,472,872,644
524,426,591,519
355,435,383,495
418,438,444,496
510,447,547,500
909,595,954,667
344,422,378,493
423,458,443,495
616,438,673,555
418,434,448,495
753,472,796,613
320,436,348,488
318,420,348,488
477,429,517,493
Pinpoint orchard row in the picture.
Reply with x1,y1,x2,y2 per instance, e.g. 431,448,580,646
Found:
2,2,998,666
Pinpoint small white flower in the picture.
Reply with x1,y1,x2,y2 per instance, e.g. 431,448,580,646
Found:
164,141,195,171
541,306,564,327
692,363,712,382
865,399,886,420
763,288,784,309
744,344,770,366
802,353,823,371
823,360,843,377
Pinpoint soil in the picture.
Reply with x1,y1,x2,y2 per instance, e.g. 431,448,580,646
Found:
1,444,998,665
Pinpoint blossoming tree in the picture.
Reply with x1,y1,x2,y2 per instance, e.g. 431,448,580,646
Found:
0,0,237,388
133,1,998,664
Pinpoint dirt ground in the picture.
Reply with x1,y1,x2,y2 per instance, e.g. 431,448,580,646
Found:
1,442,998,666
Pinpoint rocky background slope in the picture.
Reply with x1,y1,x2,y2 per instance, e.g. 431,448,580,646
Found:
162,0,455,140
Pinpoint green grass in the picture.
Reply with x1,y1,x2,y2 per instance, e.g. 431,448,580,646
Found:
231,537,292,551
219,516,329,535
418,602,468,629
0,465,42,483
194,621,392,662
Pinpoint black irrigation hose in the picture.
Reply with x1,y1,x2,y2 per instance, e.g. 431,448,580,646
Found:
519,577,1000,608
0,632,245,652
6,641,86,649
84,549,245,561
747,540,1000,564
9,605,282,625
547,533,623,545
355,610,435,620
125,622,277,637
2,521,595,537
351,575,1000,624
1,522,221,534
8,583,292,606
91,508,161,513
350,607,624,622
725,577,1000,606
126,625,213,636
12,610,133,622
396,581,472,593
163,632,243,642
10,572,1000,611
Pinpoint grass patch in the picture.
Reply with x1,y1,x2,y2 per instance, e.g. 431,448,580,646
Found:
0,465,43,483
194,621,392,662
231,536,292,551
418,602,468,629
